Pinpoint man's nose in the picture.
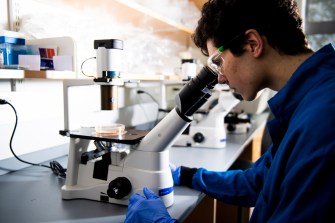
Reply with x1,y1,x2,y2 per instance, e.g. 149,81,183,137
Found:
218,75,228,85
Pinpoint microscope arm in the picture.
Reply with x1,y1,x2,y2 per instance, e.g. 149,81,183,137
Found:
135,66,218,152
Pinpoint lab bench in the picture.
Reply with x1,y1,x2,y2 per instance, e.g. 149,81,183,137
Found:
0,112,268,223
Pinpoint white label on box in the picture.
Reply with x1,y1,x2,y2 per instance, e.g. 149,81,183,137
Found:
53,55,73,71
19,55,41,70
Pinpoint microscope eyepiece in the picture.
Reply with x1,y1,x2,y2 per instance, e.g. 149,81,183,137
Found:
175,66,218,119
192,66,218,90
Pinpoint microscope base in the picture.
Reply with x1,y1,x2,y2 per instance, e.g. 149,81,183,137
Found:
61,136,174,207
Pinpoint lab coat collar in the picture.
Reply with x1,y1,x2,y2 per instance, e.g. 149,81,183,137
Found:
268,43,335,120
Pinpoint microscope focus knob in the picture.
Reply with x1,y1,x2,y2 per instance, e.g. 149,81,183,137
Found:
227,124,236,132
193,132,205,143
107,177,132,199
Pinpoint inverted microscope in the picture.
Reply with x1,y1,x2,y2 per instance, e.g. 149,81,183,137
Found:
60,39,219,207
174,87,241,148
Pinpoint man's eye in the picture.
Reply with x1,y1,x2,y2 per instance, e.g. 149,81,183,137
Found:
213,59,222,66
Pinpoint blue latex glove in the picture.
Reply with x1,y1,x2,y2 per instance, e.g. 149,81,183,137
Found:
169,163,181,186
125,187,176,223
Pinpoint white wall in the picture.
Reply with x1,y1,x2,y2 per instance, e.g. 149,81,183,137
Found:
0,0,8,30
0,79,67,160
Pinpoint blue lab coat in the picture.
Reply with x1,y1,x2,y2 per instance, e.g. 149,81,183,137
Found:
191,43,335,222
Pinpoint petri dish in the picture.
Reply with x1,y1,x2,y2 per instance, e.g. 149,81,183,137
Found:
95,123,126,135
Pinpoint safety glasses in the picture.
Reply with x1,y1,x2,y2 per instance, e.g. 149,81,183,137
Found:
207,31,247,76
207,46,224,76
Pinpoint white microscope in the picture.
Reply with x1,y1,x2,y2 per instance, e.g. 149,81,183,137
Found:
174,87,241,148
60,39,220,207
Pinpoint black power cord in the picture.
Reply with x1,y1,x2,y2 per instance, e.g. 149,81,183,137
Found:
137,90,160,105
81,56,96,78
136,90,163,126
0,99,66,177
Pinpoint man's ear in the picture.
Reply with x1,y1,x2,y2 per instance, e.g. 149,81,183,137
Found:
244,29,263,58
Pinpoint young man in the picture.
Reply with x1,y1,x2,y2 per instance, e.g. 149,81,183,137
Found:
125,0,335,222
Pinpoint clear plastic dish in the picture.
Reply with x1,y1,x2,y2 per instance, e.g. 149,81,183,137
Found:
95,123,126,135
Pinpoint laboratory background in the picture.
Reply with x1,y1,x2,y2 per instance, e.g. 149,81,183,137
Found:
0,0,334,223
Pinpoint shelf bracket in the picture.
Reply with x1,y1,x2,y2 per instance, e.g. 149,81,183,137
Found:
10,79,17,92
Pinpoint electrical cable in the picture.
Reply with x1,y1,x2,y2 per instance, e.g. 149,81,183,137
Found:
136,90,162,126
137,90,159,105
0,99,66,177
81,56,96,78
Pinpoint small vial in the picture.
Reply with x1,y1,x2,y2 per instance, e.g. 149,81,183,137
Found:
0,49,4,66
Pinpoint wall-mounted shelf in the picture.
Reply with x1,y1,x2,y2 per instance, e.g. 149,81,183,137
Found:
192,0,207,10
114,0,194,34
124,73,182,81
0,69,184,81
0,36,77,80
0,69,76,79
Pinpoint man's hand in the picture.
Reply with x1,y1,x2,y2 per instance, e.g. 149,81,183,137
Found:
125,187,177,223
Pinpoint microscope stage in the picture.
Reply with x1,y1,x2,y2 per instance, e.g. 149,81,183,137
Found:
60,127,148,144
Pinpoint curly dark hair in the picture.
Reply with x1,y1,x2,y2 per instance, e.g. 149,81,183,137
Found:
192,0,311,56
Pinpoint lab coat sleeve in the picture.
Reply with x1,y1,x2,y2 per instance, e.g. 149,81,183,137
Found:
191,148,273,207
251,105,335,222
